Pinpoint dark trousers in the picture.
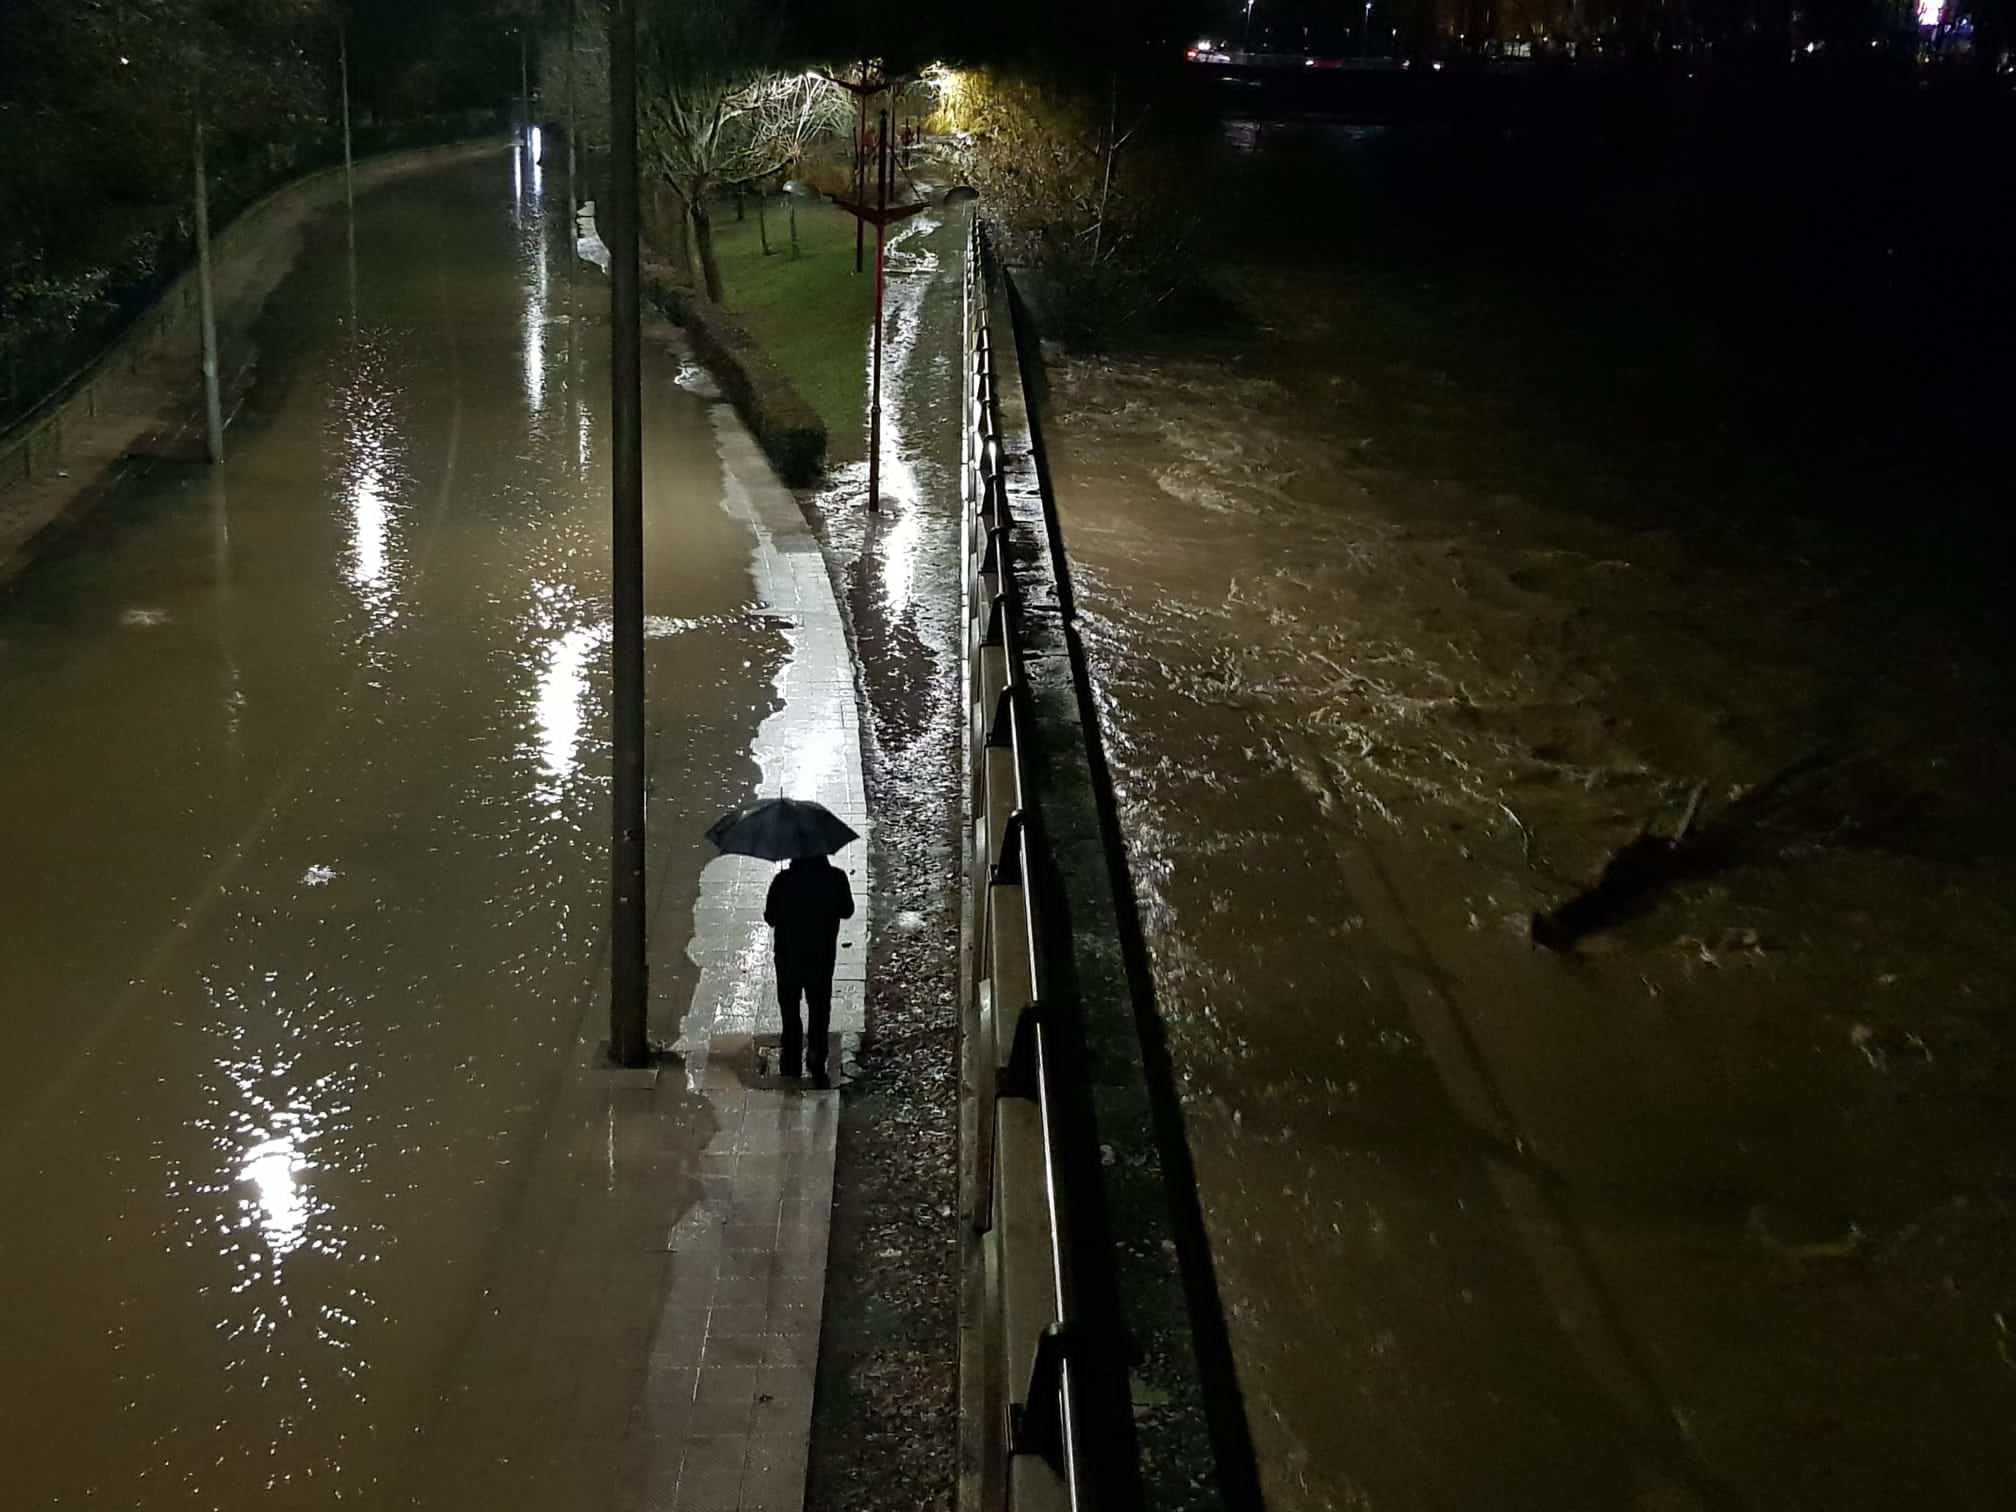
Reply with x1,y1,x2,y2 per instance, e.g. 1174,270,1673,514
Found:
777,967,833,1075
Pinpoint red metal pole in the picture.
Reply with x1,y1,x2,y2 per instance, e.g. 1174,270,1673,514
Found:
853,70,867,274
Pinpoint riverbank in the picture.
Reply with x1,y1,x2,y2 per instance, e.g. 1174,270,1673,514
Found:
0,139,507,597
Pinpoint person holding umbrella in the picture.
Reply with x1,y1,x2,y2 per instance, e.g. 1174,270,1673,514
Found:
707,798,859,1086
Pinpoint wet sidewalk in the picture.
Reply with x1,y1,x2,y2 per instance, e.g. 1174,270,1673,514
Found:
402,415,867,1512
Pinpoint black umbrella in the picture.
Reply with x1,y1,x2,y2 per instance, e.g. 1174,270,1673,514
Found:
706,797,859,862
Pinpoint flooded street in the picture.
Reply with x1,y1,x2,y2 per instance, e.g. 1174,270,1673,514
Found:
0,150,787,1506
1040,122,2016,1510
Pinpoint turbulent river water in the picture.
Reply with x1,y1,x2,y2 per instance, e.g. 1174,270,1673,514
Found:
1041,117,2016,1511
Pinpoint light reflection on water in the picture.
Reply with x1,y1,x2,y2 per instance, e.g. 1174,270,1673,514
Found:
520,123,551,416
239,1131,310,1262
349,458,390,596
333,348,407,630
532,621,605,804
521,583,607,809
168,992,354,1329
864,215,940,617
524,218,548,412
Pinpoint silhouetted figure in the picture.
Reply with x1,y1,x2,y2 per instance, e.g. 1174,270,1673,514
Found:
765,855,855,1083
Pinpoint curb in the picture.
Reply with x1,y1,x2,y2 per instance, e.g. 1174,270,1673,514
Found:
639,265,827,488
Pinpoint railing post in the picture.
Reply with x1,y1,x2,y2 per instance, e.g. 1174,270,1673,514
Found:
1009,1323,1071,1471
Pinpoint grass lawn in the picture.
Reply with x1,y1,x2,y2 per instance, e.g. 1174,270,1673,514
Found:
709,200,874,465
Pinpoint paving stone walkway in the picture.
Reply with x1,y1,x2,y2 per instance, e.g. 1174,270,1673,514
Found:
402,406,866,1512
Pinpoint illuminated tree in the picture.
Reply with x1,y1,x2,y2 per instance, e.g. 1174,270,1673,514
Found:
636,0,844,299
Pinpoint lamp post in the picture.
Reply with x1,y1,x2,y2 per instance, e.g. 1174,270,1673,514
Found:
832,108,925,514
608,0,648,1066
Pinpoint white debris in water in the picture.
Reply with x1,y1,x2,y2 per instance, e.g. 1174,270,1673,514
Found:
674,362,722,399
575,201,611,273
119,608,169,627
301,864,336,887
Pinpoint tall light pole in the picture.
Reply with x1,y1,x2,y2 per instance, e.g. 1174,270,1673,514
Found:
193,116,224,464
565,0,578,218
608,0,648,1066
340,23,356,331
339,24,353,214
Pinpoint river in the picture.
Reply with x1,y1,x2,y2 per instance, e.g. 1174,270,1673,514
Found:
1040,114,2016,1511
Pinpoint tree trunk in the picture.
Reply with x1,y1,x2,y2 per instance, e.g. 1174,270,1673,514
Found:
757,193,771,256
1092,74,1119,270
667,186,693,282
692,202,724,302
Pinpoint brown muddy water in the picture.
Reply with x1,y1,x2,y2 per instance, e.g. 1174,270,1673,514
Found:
0,152,785,1505
1041,120,2016,1512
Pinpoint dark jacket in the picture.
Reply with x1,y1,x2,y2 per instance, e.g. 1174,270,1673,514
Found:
764,857,855,976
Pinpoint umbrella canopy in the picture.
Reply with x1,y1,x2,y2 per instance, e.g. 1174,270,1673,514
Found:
706,797,859,862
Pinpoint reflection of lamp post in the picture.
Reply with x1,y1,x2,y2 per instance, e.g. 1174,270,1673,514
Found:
824,164,975,513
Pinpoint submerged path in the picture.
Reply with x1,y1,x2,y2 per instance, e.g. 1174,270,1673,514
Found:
0,147,865,1512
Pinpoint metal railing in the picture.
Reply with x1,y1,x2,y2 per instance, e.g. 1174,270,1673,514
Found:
961,222,1144,1512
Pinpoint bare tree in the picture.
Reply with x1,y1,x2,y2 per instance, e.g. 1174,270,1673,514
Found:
640,66,843,295
635,0,848,299
747,74,848,259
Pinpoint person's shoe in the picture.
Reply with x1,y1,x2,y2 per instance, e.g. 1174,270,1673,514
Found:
780,1058,802,1079
807,1062,831,1089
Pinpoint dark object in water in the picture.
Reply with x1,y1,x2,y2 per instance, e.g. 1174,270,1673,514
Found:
1530,753,1840,953
1530,828,1696,952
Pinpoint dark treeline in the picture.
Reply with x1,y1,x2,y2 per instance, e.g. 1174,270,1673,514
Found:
5,0,2011,424
0,0,524,425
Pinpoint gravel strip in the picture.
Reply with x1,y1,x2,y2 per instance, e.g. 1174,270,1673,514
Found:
799,212,967,1512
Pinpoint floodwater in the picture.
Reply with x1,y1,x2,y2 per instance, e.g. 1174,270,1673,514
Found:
1041,120,2016,1510
0,149,783,1505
